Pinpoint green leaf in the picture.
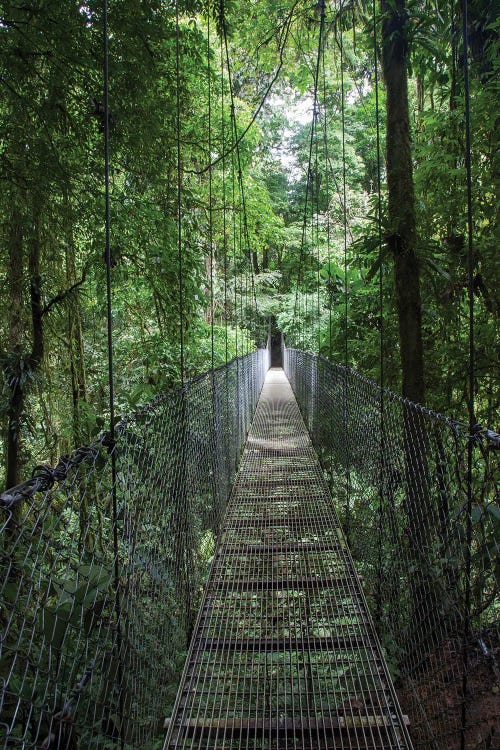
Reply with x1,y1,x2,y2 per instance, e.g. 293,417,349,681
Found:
485,504,500,521
40,601,72,651
2,582,18,604
471,504,483,523
320,262,344,280
424,257,452,282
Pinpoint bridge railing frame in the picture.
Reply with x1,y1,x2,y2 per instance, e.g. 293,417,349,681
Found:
0,347,269,750
284,345,499,750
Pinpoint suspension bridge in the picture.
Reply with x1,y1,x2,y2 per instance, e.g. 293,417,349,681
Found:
164,365,412,749
0,0,498,747
1,344,498,749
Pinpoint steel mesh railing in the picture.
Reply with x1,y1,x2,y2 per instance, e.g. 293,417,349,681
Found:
284,347,499,750
0,349,269,750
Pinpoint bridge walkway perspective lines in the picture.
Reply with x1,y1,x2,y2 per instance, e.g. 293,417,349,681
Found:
164,367,413,749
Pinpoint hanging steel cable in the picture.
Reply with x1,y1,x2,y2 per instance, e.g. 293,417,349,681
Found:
321,48,333,360
175,0,185,382
370,0,386,629
220,34,229,364
460,0,477,744
312,94,321,353
207,8,216,371
316,155,321,353
230,146,239,359
336,0,352,546
339,0,348,374
102,4,125,745
292,0,326,350
222,18,260,349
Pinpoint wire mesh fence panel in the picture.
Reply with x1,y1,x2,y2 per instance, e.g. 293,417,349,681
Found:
0,349,269,750
284,347,499,750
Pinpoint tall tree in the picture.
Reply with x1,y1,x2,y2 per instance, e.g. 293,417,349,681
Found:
381,0,425,405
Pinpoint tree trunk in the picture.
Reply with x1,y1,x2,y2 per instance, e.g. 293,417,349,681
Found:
381,0,440,650
5,205,24,492
262,245,269,271
205,255,214,324
29,208,44,370
381,0,425,405
416,77,424,113
252,249,260,275
4,203,45,493
65,237,88,447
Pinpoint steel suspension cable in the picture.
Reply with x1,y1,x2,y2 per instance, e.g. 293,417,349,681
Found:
174,0,193,641
175,0,185,382
292,0,326,349
222,23,259,349
340,2,348,372
207,8,215,371
321,49,333,359
314,125,321,352
310,55,323,355
372,2,384,398
294,117,315,349
238,195,244,351
371,0,385,629
230,125,239,359
220,24,229,363
102,3,124,746
339,0,352,545
461,0,476,742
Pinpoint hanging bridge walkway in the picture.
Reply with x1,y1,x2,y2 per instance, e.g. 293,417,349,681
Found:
0,349,498,750
164,368,411,749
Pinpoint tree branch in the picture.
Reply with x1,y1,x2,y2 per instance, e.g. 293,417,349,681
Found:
41,271,87,318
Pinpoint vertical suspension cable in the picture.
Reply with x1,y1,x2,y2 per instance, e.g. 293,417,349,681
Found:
230,129,238,359
246,254,250,354
461,0,475,742
339,0,352,544
243,212,248,354
223,26,258,353
372,0,385,628
220,28,229,364
373,4,384,396
314,114,321,353
239,200,244,350
224,62,241,449
206,6,222,540
175,0,185,381
340,0,348,372
293,2,326,350
321,49,333,360
207,6,215,371
320,17,356,585
174,0,192,641
230,144,242,451
102,3,124,747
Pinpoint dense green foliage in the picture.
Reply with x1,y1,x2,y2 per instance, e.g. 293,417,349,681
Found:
0,5,497,748
0,0,498,488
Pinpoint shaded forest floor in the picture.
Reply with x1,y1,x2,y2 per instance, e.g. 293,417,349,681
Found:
399,627,499,749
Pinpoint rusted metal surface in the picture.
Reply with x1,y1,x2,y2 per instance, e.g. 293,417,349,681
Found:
164,368,413,749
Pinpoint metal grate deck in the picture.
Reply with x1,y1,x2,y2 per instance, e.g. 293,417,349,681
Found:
164,368,413,749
